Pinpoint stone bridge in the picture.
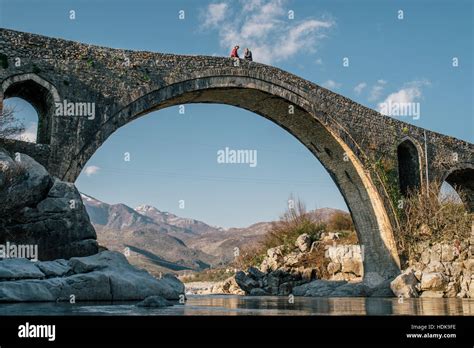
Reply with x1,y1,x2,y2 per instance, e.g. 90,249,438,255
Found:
0,29,472,280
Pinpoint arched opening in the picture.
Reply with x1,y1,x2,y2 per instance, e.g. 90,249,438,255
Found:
76,103,364,292
439,181,463,203
2,74,59,144
1,97,39,143
69,75,401,281
397,139,421,196
442,167,474,213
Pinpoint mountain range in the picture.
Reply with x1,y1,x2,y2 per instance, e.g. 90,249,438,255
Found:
80,193,346,276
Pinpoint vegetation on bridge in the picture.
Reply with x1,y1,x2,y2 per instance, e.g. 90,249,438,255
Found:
396,181,471,264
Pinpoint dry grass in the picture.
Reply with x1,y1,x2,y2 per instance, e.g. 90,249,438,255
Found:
235,200,326,269
327,211,354,231
0,159,27,185
396,181,471,262
234,199,356,270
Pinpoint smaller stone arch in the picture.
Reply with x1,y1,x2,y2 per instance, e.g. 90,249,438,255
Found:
397,137,422,196
1,73,60,144
441,164,474,213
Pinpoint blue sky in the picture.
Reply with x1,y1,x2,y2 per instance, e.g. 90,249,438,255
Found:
1,0,472,227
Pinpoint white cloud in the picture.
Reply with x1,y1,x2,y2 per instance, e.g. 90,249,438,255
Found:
277,20,333,61
322,80,341,90
315,58,323,65
84,165,100,177
377,80,431,114
353,82,367,95
19,122,37,143
203,0,334,64
368,79,387,101
202,3,228,28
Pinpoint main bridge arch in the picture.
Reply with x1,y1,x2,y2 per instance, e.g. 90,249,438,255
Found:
72,74,401,280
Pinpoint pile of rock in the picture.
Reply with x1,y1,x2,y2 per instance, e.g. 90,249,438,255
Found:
326,244,363,281
230,233,366,296
234,266,312,296
0,149,98,260
0,251,185,302
390,241,473,298
232,234,318,296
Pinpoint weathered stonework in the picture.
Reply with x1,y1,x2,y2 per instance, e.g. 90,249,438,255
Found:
1,29,473,279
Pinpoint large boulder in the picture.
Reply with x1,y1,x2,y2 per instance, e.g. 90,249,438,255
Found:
234,271,259,293
0,251,185,302
390,270,419,298
420,272,447,291
211,276,245,295
0,151,51,213
0,149,98,260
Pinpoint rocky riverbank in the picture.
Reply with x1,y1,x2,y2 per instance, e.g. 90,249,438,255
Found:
186,232,473,299
390,240,473,298
185,232,375,296
0,250,184,302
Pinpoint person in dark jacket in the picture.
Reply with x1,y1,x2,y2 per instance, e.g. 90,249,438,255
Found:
230,45,240,58
244,48,253,61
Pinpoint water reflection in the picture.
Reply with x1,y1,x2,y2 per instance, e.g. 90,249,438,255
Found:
0,296,472,316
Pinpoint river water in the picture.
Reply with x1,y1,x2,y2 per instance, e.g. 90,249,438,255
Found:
0,295,472,316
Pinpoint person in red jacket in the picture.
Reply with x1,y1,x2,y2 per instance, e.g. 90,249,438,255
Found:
230,45,240,58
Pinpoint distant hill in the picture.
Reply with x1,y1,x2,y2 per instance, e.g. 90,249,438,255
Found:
81,193,348,276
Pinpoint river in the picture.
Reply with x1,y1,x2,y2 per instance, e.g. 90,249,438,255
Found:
0,296,472,316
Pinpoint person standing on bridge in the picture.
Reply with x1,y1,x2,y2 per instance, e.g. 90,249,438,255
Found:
230,45,240,58
244,48,253,61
